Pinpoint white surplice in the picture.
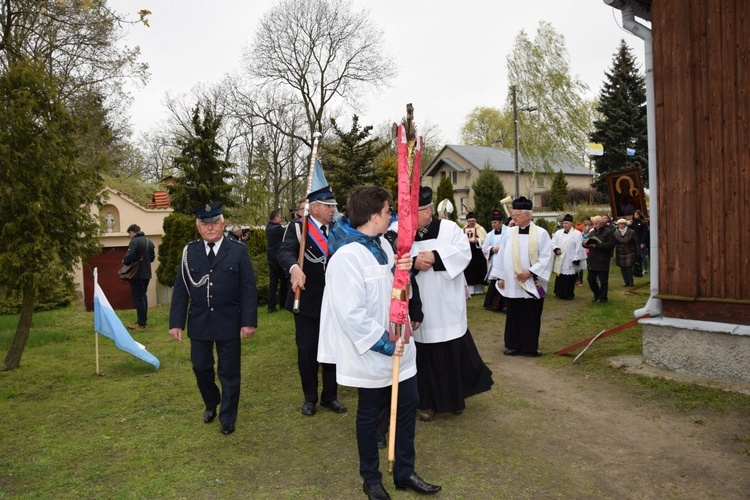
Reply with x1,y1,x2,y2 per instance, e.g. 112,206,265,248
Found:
318,237,417,389
495,224,554,299
410,219,471,344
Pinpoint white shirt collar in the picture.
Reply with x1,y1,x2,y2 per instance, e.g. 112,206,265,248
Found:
205,237,224,254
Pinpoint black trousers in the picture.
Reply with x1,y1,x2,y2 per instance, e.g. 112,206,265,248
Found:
620,265,634,286
130,278,149,326
587,269,610,300
358,376,418,485
190,337,241,426
294,314,337,404
267,258,288,310
504,297,545,353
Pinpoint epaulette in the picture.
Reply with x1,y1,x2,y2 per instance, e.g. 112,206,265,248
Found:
228,238,246,245
186,239,202,246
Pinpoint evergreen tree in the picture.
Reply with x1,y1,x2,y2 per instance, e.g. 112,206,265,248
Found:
155,213,201,287
0,61,103,370
472,166,507,229
435,175,458,222
169,103,235,215
590,40,648,193
548,170,569,211
321,115,387,212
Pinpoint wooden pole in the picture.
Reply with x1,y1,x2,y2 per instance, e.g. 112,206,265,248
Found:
387,342,400,472
292,132,322,313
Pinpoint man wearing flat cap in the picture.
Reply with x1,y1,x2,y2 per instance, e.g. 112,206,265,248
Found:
168,201,258,436
409,186,494,422
551,214,587,300
495,197,554,356
277,185,346,416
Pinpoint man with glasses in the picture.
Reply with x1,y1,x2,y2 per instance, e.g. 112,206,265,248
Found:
494,197,554,356
278,186,347,417
168,201,258,436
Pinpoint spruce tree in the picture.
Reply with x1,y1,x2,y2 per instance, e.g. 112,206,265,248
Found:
169,103,235,215
435,175,458,222
321,115,387,212
472,166,507,229
590,40,648,194
548,170,569,211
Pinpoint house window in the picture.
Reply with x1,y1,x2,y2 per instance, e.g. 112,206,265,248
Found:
449,171,458,184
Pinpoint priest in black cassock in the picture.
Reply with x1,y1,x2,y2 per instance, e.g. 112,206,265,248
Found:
495,197,554,357
410,187,494,422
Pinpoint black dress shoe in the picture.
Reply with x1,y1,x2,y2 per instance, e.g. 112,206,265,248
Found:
529,350,543,357
503,348,520,356
221,423,235,435
599,298,608,303
591,297,599,302
377,435,387,449
321,400,347,413
301,401,316,416
363,482,391,500
394,472,441,495
203,407,217,424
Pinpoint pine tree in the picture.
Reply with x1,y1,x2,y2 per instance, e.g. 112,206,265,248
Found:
169,103,235,215
548,170,568,211
321,115,386,212
435,175,458,222
472,166,507,229
590,40,648,194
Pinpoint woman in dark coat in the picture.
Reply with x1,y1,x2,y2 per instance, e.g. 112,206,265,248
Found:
614,218,640,287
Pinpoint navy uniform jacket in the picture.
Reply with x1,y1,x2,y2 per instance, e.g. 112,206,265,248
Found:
277,220,327,318
169,237,258,341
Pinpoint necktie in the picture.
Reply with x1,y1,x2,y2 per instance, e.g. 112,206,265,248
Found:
207,242,216,264
321,225,327,237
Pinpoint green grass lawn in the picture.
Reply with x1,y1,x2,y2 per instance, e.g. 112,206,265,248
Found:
1,267,748,498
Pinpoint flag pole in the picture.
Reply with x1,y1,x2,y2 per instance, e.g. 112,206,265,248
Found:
94,268,100,375
293,131,323,313
388,104,420,472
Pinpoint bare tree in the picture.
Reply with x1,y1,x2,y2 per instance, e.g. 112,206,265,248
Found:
243,0,396,147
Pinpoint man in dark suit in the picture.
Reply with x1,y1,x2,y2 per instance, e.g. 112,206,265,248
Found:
278,186,346,416
168,202,258,436
265,210,288,313
123,224,155,330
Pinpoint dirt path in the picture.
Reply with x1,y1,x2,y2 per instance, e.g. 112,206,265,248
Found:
464,321,750,499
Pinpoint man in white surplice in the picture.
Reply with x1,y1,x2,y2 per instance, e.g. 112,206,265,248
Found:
495,197,554,357
550,213,587,300
409,187,494,422
318,186,441,498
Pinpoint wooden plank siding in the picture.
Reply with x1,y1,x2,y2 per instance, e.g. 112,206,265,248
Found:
652,0,750,324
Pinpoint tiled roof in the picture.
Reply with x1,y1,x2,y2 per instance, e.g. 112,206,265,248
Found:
448,145,590,176
147,191,170,209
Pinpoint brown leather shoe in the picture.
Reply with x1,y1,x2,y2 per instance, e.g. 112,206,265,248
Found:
417,408,435,422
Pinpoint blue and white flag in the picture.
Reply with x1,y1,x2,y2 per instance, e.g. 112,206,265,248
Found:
626,147,636,156
93,268,159,369
311,157,328,192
